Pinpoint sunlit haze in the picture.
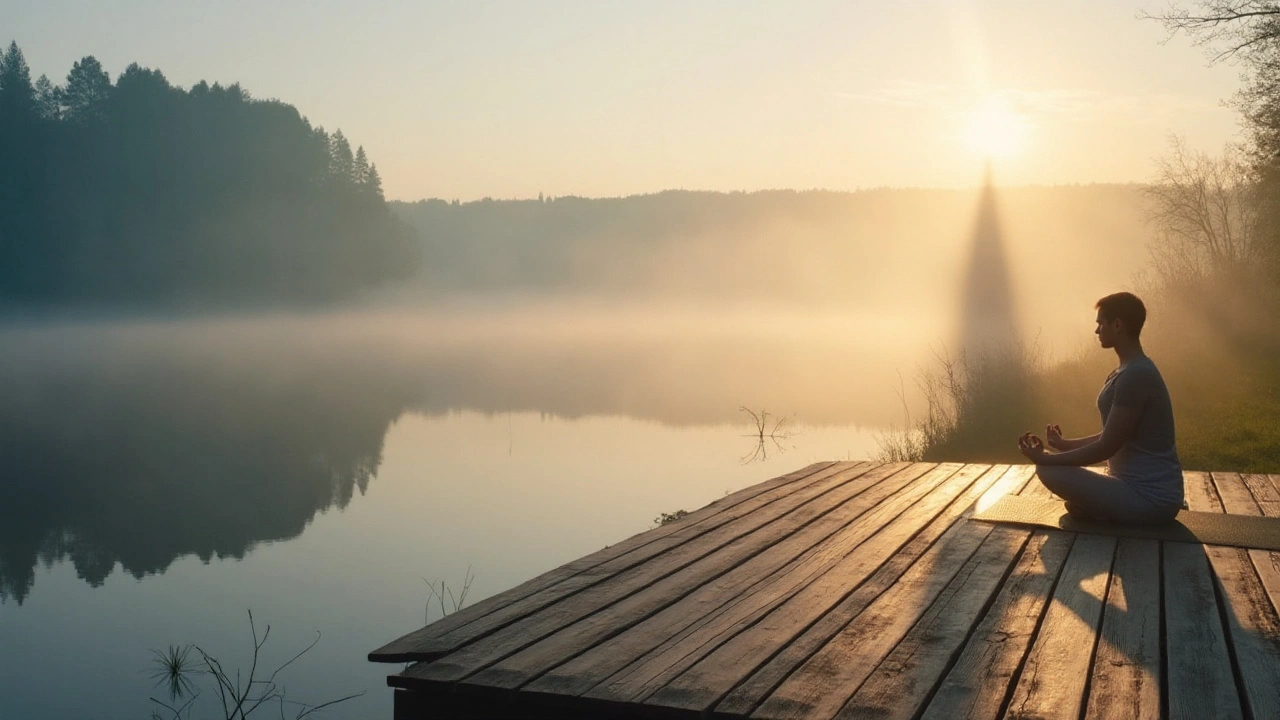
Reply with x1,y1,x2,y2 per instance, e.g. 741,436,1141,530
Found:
6,2,1280,718
7,0,1241,199
963,95,1030,158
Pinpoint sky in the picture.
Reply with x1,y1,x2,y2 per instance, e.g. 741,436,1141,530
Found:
4,0,1246,201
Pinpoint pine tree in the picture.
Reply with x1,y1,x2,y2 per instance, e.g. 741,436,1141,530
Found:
353,145,370,185
33,75,60,120
329,129,354,181
62,56,112,124
0,41,36,122
365,163,383,199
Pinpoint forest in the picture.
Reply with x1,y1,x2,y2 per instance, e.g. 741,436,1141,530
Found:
0,42,419,310
389,185,1153,317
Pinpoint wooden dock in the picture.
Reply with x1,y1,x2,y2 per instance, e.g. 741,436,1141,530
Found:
369,461,1280,719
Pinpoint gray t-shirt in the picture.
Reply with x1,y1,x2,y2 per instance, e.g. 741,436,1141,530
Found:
1097,355,1183,506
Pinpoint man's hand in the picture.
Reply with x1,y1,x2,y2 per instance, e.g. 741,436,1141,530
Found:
1046,423,1067,450
1018,432,1047,463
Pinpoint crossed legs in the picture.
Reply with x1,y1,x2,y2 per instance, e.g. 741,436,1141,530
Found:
1035,465,1179,524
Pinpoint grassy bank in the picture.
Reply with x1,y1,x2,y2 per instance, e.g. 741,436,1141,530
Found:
884,279,1280,473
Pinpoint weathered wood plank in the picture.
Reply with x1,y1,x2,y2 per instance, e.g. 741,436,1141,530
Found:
398,462,920,684
1241,473,1280,516
918,530,1074,720
466,462,948,690
717,468,1044,720
527,461,977,696
697,466,1034,718
586,465,1013,710
1083,538,1161,720
1002,532,1115,720
1202,472,1280,720
1164,541,1242,720
380,463,1280,720
749,505,1038,719
405,461,880,667
371,460,846,661
1237,473,1280,619
830,525,1033,720
1165,472,1243,720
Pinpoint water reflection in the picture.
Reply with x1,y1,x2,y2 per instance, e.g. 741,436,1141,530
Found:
739,407,797,464
0,333,412,604
0,312,906,604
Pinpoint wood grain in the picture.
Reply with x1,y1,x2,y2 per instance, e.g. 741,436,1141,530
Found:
918,530,1074,720
1200,472,1280,720
372,461,846,661
1003,532,1115,720
471,461,943,690
1164,472,1243,720
377,465,1280,720
590,464,1008,709
517,463,962,696
401,462,918,684
831,525,1032,720
1084,538,1161,720
706,466,1035,718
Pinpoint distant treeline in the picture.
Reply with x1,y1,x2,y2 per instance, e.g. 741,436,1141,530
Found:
0,42,419,309
390,185,1153,309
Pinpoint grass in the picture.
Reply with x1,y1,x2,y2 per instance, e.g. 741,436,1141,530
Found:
424,566,475,624
880,279,1280,473
875,339,1046,464
147,610,362,720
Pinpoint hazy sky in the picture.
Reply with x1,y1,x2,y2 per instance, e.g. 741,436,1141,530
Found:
6,0,1244,200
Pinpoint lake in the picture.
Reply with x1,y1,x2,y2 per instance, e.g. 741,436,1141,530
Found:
0,307,916,720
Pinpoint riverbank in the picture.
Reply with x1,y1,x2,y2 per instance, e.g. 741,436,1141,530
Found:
896,279,1280,473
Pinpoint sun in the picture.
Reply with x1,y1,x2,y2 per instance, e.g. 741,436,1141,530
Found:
962,97,1029,158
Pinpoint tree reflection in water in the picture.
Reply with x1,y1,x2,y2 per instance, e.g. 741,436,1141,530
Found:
0,310,914,605
0,328,414,605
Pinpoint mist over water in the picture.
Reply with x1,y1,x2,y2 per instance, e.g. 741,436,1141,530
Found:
1,307,897,719
0,183,1158,719
2,305,928,428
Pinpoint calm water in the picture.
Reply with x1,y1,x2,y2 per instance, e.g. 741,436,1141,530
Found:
0,311,899,719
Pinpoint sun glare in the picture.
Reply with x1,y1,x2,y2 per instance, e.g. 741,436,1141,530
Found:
963,98,1029,158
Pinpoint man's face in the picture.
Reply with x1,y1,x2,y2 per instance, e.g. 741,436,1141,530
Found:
1095,310,1121,348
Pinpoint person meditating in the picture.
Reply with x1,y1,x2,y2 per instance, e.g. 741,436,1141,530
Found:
1016,292,1184,524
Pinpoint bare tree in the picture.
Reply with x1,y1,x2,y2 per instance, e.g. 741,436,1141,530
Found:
1144,3,1280,151
1145,136,1260,282
1143,2,1280,61
1143,4,1280,275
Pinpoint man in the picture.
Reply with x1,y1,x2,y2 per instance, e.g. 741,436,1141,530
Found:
1017,292,1183,524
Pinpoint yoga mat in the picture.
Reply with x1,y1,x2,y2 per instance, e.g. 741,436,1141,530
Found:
972,494,1280,551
